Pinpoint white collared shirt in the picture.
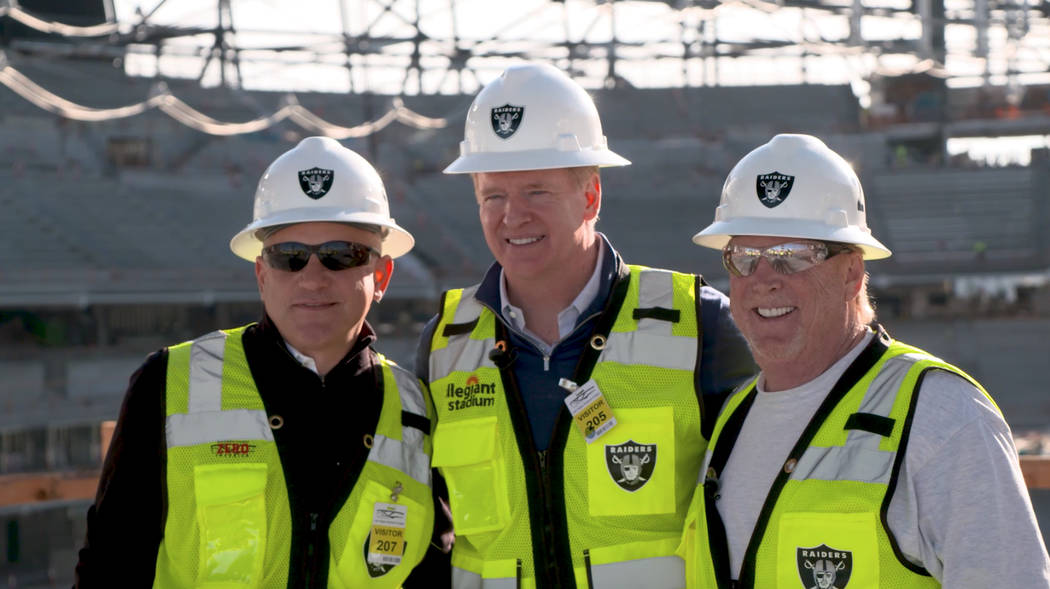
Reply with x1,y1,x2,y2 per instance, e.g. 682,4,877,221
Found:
285,342,319,375
499,240,605,355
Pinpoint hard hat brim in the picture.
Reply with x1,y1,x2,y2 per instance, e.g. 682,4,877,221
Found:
443,149,630,174
692,217,892,260
230,208,415,261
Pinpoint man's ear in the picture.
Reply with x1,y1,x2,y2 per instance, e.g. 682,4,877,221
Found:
583,173,601,221
254,257,267,295
373,256,394,302
844,253,865,300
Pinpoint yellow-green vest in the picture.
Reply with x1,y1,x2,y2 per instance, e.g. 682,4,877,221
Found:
429,265,706,588
678,331,998,589
153,325,434,589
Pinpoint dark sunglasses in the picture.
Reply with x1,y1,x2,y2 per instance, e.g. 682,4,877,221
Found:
722,241,854,277
261,241,378,272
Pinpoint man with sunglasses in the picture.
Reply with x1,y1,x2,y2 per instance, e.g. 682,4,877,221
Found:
415,63,757,588
75,137,440,588
679,133,1049,588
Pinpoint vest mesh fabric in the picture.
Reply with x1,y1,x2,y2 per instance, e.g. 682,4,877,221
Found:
156,326,432,589
157,327,293,588
683,339,994,589
432,267,703,587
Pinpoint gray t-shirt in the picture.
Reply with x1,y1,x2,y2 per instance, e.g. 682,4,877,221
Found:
712,332,1050,587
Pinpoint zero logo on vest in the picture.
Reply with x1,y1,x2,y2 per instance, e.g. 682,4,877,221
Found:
604,440,656,492
210,441,256,457
797,544,852,589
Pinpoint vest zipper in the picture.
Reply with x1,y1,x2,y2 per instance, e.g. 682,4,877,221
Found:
302,512,321,587
495,324,572,586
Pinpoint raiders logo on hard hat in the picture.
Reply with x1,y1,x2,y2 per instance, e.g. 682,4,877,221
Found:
490,104,524,139
298,167,334,199
797,544,852,589
605,440,656,492
756,171,794,209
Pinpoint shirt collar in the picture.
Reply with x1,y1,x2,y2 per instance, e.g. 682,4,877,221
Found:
498,238,606,345
263,315,376,376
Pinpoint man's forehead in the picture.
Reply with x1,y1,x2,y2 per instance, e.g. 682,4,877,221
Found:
474,168,573,189
728,235,800,247
265,221,382,246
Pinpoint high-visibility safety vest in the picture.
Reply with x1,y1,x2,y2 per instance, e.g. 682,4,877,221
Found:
678,329,998,589
153,325,434,589
429,265,707,589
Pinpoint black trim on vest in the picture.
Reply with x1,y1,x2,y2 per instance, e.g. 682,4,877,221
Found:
693,276,716,442
844,412,896,437
732,330,891,588
570,263,633,381
704,389,757,589
881,367,936,576
583,549,595,589
632,307,681,323
442,318,478,337
491,319,564,585
401,411,431,434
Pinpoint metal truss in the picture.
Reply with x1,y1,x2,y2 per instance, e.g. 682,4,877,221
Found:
2,0,1049,93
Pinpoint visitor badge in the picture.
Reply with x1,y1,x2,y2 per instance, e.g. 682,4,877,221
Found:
562,378,617,443
367,502,407,566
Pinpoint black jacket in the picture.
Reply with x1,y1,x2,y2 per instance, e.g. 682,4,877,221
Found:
74,315,449,588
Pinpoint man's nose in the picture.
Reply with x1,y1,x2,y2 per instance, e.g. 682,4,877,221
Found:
296,254,331,286
502,193,531,226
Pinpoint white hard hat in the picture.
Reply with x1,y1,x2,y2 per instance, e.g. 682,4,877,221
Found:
692,134,891,260
230,136,415,260
443,63,630,174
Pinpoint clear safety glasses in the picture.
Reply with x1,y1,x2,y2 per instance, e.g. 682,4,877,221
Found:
722,241,854,277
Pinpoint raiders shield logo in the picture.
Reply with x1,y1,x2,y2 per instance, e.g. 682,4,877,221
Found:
755,171,794,208
605,439,656,492
490,104,524,139
797,544,852,589
298,167,334,199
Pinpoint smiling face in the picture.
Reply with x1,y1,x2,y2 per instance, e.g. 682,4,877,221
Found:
474,167,600,290
255,222,391,371
727,235,866,391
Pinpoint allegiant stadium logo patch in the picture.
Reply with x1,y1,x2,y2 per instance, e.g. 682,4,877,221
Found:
211,441,257,457
445,374,496,411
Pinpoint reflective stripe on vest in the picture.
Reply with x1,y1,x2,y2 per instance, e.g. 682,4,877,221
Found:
430,266,702,589
680,337,993,589
155,326,433,589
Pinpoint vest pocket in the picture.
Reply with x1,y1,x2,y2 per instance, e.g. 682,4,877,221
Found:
586,407,676,516
432,416,511,536
776,511,878,589
193,462,268,587
332,479,428,587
